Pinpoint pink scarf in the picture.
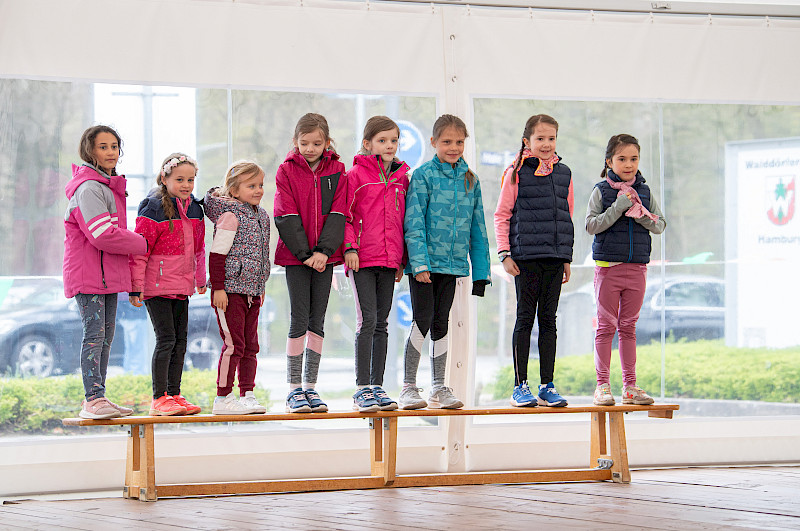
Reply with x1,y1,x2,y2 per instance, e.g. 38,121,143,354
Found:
605,175,659,221
500,149,559,185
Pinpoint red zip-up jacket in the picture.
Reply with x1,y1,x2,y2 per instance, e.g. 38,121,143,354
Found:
274,149,346,266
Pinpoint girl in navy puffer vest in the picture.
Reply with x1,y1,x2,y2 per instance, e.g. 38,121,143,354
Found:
494,114,574,409
585,134,666,408
205,161,271,416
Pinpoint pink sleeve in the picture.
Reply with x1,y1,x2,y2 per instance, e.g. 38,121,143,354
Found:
194,217,206,289
493,170,518,252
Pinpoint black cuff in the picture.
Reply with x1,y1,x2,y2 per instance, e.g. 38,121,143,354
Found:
472,280,488,297
129,292,141,298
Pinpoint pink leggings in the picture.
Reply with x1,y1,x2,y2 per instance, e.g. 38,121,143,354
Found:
594,263,647,387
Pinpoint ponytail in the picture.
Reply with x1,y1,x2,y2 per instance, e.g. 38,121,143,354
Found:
510,140,526,184
159,184,177,232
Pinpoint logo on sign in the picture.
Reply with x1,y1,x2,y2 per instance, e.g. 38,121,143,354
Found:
766,176,795,226
396,120,426,170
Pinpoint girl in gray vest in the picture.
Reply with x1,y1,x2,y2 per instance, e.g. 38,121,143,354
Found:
586,134,666,407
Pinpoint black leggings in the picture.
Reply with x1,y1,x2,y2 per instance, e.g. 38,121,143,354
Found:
512,259,563,386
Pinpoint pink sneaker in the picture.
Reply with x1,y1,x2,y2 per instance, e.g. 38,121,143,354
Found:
106,398,133,416
149,394,187,416
79,397,122,420
172,395,201,415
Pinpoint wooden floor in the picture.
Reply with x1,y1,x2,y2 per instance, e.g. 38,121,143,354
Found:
1,466,799,530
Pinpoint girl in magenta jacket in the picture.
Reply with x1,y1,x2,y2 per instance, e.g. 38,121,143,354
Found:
63,125,148,420
274,113,346,413
344,116,409,412
129,153,206,416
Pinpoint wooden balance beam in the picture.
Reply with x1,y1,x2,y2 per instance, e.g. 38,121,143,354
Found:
62,403,678,501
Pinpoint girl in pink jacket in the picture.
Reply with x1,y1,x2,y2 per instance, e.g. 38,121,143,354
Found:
129,153,206,416
274,113,346,413
63,125,148,419
344,116,409,412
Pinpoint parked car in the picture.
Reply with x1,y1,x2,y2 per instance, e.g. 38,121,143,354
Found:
555,274,725,352
0,276,273,378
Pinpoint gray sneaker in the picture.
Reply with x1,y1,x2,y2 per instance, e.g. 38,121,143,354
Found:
428,386,463,409
399,386,427,410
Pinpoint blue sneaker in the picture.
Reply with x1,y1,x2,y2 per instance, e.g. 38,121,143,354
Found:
286,388,312,413
537,382,568,407
352,388,380,413
304,388,328,413
510,381,537,407
371,386,398,411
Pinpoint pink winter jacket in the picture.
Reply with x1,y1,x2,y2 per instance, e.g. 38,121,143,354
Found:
129,190,206,298
343,155,409,271
63,164,148,298
273,149,346,266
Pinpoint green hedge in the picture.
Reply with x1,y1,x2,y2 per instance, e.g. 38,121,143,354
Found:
489,340,800,403
0,370,270,435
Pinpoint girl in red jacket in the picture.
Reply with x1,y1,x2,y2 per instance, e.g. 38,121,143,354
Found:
129,153,206,416
344,116,409,412
274,113,346,413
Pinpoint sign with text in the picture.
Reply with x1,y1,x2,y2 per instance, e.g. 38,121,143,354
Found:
725,138,800,348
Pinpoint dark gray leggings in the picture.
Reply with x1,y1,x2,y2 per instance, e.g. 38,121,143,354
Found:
75,293,117,401
285,264,334,339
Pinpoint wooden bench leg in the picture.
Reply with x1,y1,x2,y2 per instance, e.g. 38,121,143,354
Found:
369,418,397,486
607,412,631,483
125,424,157,501
590,411,607,468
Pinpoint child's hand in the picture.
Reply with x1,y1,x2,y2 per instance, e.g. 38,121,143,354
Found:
562,263,571,284
129,295,143,307
213,290,228,312
304,252,328,272
197,286,207,295
345,252,359,272
415,271,431,283
502,257,520,277
395,269,403,283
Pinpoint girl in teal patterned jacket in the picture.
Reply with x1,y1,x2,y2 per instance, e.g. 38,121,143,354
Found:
399,114,491,410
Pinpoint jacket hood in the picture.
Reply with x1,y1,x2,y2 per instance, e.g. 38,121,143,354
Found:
431,155,470,178
204,187,254,223
65,164,111,199
142,187,198,208
283,148,340,166
352,154,408,177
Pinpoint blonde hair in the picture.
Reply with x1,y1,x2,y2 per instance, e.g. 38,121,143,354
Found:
293,113,337,153
156,152,198,232
432,114,475,191
220,160,263,197
358,116,400,156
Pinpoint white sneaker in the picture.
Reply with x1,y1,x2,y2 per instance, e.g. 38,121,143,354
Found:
212,392,253,415
593,383,615,406
239,391,267,414
428,386,463,409
399,385,427,410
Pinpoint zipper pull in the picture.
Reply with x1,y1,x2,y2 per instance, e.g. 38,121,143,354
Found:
328,180,331,190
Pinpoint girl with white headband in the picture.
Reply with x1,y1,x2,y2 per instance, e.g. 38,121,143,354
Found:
129,152,207,415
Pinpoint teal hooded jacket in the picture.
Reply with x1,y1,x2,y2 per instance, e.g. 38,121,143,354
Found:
403,156,491,283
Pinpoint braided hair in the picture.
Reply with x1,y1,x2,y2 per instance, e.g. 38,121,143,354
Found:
509,114,559,184
157,152,198,232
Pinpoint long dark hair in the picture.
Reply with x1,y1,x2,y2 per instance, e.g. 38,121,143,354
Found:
431,114,475,192
602,134,640,178
509,114,559,184
79,125,123,176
